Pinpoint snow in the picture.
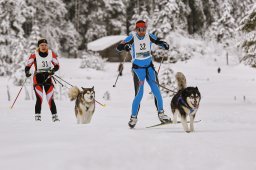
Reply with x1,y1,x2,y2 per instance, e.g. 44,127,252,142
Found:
1,56,256,170
87,35,127,51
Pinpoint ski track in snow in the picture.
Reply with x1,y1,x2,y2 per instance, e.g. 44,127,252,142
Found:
1,58,256,170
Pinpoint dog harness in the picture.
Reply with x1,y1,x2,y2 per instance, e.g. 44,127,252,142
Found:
177,95,196,114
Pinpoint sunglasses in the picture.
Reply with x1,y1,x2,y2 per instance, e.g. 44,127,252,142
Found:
136,27,146,32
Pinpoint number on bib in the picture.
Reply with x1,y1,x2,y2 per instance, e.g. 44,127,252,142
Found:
140,43,146,50
42,61,49,67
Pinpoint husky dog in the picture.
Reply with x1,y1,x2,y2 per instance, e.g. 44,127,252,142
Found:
171,72,201,132
68,86,95,124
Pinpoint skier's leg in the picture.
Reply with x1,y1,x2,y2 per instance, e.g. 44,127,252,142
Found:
34,84,43,120
131,68,146,118
44,84,59,121
128,68,146,128
146,67,163,112
147,67,170,123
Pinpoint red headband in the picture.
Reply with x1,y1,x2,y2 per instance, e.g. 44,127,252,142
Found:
136,22,146,28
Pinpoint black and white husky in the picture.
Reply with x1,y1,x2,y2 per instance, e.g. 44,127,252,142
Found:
171,72,201,133
68,86,95,124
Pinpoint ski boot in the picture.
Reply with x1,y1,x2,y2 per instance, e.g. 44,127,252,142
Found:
158,111,170,123
35,113,41,121
52,114,60,122
128,116,137,129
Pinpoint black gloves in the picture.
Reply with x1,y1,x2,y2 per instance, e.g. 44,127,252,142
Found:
124,44,131,51
25,70,31,77
48,69,55,76
161,41,169,50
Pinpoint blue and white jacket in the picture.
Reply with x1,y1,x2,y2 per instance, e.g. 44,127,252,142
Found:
116,32,167,67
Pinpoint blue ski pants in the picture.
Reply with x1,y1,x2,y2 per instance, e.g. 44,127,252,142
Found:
131,64,164,117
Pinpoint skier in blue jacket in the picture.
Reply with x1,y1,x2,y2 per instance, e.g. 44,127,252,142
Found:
116,20,170,128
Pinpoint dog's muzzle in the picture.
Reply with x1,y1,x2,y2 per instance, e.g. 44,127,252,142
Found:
191,101,199,108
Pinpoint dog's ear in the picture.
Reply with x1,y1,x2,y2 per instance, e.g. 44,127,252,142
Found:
81,87,86,91
92,86,94,90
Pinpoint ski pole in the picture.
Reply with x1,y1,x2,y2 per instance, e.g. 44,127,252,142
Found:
157,57,164,74
95,99,106,107
53,75,74,87
10,77,28,109
153,79,177,93
113,54,127,87
149,57,165,94
52,76,64,87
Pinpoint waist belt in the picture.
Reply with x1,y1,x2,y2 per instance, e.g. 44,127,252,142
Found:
132,62,154,69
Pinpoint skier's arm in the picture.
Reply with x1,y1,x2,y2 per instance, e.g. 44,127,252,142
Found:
116,35,134,52
24,54,35,77
149,33,169,50
51,51,59,72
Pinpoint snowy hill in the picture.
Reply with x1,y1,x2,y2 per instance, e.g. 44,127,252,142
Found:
1,57,256,170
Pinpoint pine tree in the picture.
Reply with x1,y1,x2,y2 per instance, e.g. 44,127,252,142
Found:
105,0,126,35
232,0,254,23
27,21,41,53
0,0,28,76
152,0,189,38
26,0,78,55
80,51,107,70
187,0,206,34
206,0,236,44
129,7,140,32
159,66,176,97
239,3,256,66
60,21,80,58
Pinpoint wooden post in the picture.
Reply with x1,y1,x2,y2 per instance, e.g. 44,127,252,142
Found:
226,52,229,65
7,85,10,101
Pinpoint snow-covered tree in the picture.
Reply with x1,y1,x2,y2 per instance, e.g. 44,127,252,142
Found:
27,21,41,53
0,0,29,76
105,0,126,35
159,66,176,97
206,0,237,44
10,36,28,85
26,0,78,55
152,0,189,38
64,0,108,47
239,3,256,66
187,0,206,34
60,21,80,58
80,51,107,70
232,0,255,23
129,7,140,32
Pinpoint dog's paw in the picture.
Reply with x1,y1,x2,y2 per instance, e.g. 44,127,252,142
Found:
185,130,190,133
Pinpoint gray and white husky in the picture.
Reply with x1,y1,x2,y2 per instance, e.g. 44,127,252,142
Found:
171,72,201,132
68,86,95,124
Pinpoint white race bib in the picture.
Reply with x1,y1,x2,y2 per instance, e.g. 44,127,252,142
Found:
133,32,151,60
35,50,53,72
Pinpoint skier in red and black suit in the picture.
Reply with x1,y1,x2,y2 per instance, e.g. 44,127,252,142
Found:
25,38,60,122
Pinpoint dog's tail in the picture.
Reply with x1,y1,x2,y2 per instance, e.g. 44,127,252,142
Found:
175,72,187,90
68,86,80,101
